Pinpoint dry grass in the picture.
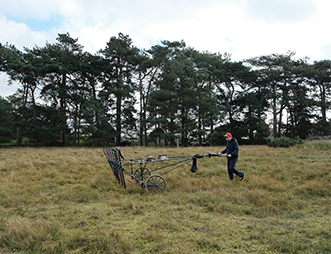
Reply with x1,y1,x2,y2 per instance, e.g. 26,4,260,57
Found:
0,143,330,253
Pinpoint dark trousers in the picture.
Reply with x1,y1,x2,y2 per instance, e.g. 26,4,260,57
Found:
227,157,244,180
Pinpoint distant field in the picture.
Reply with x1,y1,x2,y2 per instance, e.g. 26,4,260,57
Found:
0,143,330,253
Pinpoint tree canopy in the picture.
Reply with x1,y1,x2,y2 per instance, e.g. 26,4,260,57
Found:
1,34,330,147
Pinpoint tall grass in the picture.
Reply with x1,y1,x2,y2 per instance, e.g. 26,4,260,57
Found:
0,144,330,253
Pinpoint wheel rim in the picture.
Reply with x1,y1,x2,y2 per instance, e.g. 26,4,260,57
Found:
133,167,151,181
145,175,167,194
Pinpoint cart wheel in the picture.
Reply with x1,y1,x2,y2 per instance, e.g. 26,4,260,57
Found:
145,175,167,194
133,166,151,181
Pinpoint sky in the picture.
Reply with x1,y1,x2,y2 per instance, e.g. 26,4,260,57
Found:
1,0,331,97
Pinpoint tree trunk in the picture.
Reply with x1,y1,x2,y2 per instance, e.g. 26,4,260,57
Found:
272,96,278,138
16,85,28,146
116,95,122,146
139,80,143,146
60,74,67,146
143,109,148,146
16,126,23,146
198,113,202,146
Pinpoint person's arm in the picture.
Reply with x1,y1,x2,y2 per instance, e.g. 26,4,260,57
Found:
230,140,239,157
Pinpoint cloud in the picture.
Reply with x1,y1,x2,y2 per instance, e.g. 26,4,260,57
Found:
1,0,331,61
0,73,19,98
2,0,331,97
318,42,331,61
1,0,61,21
0,15,57,49
243,0,318,23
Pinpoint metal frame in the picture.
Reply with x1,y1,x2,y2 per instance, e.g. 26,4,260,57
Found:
103,148,224,194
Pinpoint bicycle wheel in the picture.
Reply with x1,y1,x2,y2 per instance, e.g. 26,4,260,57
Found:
133,166,151,181
145,175,167,194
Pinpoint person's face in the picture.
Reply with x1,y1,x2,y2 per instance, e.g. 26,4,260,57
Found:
225,136,232,141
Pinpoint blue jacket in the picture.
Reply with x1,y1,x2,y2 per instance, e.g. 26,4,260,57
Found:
221,137,239,158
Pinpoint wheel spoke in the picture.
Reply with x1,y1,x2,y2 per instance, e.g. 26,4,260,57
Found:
145,175,167,193
134,167,151,181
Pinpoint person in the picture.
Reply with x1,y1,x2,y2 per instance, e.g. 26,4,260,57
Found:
219,132,245,181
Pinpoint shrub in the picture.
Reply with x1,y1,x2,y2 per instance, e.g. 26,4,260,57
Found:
268,137,303,148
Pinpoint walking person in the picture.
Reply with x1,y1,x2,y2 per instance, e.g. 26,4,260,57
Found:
219,132,245,181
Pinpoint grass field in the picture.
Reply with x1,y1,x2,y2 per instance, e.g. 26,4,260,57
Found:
0,142,330,253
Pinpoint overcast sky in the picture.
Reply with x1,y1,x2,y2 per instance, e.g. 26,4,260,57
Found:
1,0,331,97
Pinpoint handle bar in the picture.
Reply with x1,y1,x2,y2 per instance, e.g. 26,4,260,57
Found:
207,151,227,157
193,152,227,159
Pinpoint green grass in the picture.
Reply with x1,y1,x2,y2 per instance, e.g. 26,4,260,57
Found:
0,144,330,253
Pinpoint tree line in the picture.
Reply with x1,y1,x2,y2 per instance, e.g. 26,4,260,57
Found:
0,32,330,147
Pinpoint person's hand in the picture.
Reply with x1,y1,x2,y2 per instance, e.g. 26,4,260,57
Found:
227,154,232,158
